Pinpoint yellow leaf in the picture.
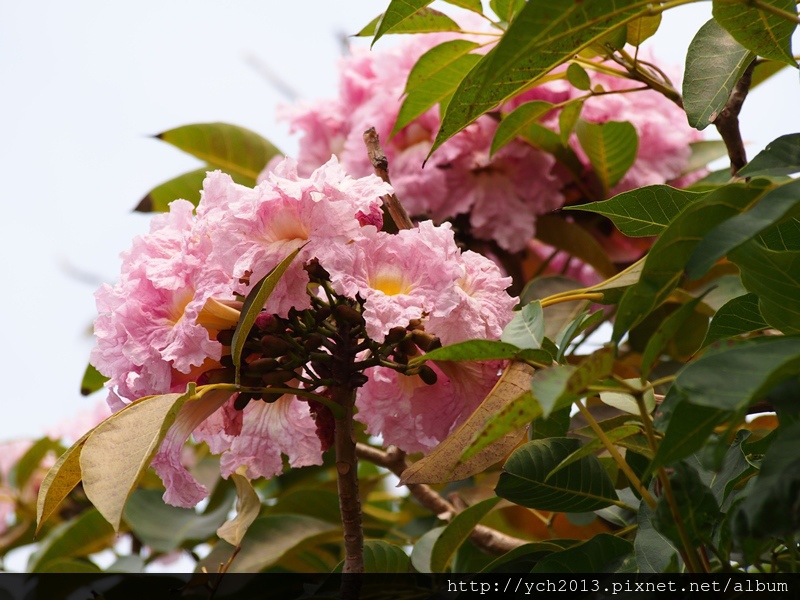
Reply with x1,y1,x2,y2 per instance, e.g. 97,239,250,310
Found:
217,468,261,547
80,387,194,531
400,361,533,485
36,429,94,536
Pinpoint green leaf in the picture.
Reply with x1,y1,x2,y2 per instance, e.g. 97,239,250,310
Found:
496,438,620,512
36,428,94,536
410,526,445,573
626,12,662,46
548,425,641,479
733,420,800,539
408,339,551,366
500,301,545,350
491,101,554,156
531,407,572,440
443,0,484,14
123,487,235,553
688,430,754,508
29,509,115,572
635,498,681,573
555,309,606,362
536,215,617,279
36,559,102,573
558,101,584,146
155,123,281,183
81,387,195,530
683,19,755,130
393,41,482,136
480,540,573,572
759,217,800,250
12,437,62,490
198,515,337,573
431,0,648,156
712,0,797,66
613,181,770,342
371,3,459,44
738,133,800,177
135,167,254,213
566,185,706,237
653,398,728,468
654,462,719,547
531,533,633,573
640,292,709,380
670,336,800,413
566,63,591,91
531,346,615,417
490,0,526,23
683,140,730,175
361,540,411,573
687,179,800,278
80,363,108,396
574,120,638,192
430,497,501,572
751,58,791,88
703,292,768,346
732,242,800,333
232,248,301,384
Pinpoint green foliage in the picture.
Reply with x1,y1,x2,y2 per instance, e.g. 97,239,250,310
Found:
430,0,650,156
496,438,620,512
712,0,798,66
17,0,800,578
683,19,755,130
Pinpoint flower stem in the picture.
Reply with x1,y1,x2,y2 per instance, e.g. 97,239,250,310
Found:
331,385,364,574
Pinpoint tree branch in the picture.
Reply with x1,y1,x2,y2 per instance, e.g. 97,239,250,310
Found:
362,127,414,232
714,59,756,176
355,443,528,555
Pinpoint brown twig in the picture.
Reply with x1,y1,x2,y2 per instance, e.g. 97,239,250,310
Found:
363,127,414,232
714,59,756,176
355,443,528,555
333,387,364,574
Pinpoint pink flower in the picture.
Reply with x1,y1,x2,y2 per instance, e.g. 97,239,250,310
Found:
322,221,463,340
356,360,503,453
91,200,234,403
202,159,390,317
280,29,563,253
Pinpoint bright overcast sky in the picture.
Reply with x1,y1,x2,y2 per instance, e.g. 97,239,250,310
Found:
0,1,798,442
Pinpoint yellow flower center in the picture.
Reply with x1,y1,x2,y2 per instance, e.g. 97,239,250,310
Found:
167,287,195,325
370,266,412,296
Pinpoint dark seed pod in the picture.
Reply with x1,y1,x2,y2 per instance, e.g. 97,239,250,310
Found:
417,365,438,385
304,333,325,352
310,360,333,379
334,304,366,327
314,305,331,322
411,330,441,352
260,335,293,357
247,357,279,373
384,326,407,345
260,392,283,404
234,392,257,411
216,329,235,346
349,372,369,388
261,370,296,386
303,259,331,282
399,338,418,358
220,354,235,368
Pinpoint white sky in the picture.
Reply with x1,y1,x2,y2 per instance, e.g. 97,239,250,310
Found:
0,1,798,443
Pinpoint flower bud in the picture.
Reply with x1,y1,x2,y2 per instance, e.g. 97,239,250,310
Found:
334,304,366,327
261,371,296,386
260,335,293,357
384,327,407,345
234,392,257,411
216,329,235,346
411,330,441,352
417,365,438,385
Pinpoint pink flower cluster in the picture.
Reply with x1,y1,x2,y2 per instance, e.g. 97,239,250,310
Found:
92,157,515,507
282,36,702,254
